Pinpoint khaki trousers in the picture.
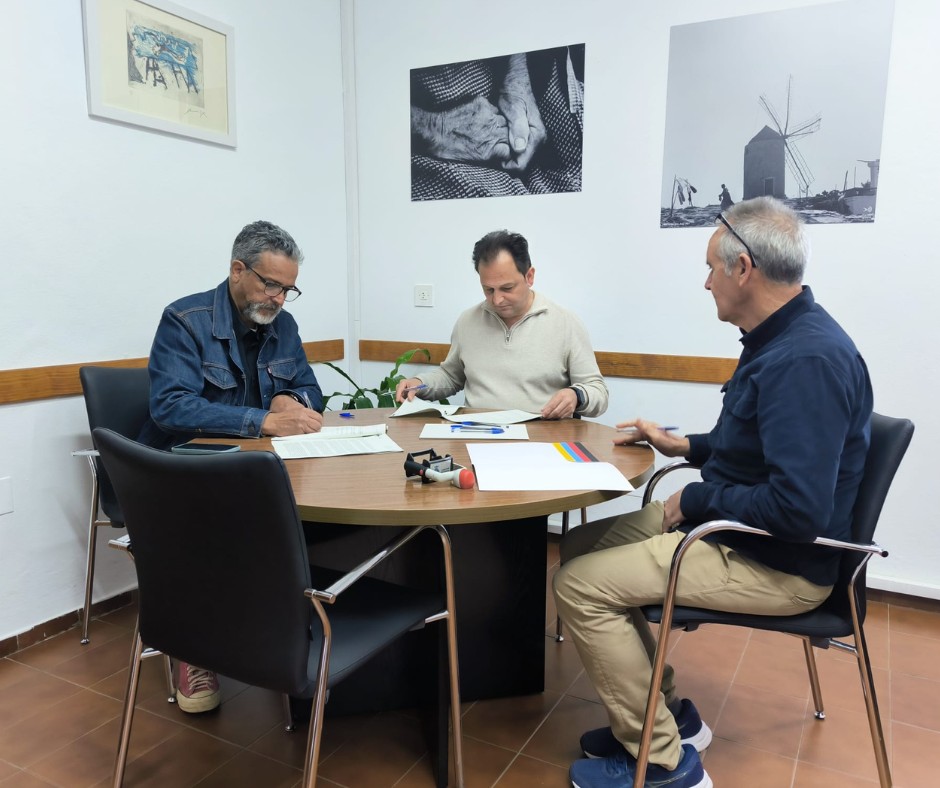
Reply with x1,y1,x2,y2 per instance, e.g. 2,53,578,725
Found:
552,502,830,769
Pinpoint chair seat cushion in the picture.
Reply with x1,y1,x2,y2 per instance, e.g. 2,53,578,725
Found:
641,604,855,640
297,571,446,696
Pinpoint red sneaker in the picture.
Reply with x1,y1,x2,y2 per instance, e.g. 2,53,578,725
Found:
176,662,221,713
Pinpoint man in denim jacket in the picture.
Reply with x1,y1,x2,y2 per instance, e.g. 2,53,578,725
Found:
139,220,324,451
138,220,325,712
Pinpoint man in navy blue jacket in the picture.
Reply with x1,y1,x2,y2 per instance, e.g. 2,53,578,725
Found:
554,196,872,788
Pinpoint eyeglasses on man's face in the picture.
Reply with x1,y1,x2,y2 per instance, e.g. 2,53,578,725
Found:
240,262,302,302
716,213,759,270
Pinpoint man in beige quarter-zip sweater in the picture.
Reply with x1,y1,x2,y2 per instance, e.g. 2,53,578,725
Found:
396,230,608,419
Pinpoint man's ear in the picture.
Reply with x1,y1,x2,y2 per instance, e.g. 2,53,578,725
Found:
526,266,536,286
230,259,245,279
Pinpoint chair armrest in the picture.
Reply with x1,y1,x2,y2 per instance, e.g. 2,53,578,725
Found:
675,519,887,561
641,461,699,507
306,525,433,604
72,448,100,458
108,533,133,554
664,519,888,608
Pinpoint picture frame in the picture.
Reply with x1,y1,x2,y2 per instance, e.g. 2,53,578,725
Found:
81,0,236,147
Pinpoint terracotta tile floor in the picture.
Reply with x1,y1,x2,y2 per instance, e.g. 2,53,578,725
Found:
2,539,939,787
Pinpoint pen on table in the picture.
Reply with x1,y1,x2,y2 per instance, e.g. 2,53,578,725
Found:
451,425,506,434
402,383,428,393
616,426,679,433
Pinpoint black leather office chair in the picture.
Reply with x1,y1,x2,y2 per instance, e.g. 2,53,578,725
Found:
74,366,151,644
631,413,913,788
94,428,465,788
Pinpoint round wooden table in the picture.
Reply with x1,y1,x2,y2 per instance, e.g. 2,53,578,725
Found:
270,408,655,525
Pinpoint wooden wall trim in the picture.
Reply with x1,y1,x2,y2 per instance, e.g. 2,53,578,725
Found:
594,351,737,385
360,340,736,385
0,339,345,406
358,340,446,366
1,337,735,406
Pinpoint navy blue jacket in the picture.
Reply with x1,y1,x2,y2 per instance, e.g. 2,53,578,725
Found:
138,280,323,450
680,287,873,586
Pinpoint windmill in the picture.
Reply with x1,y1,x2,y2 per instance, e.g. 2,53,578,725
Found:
758,76,821,198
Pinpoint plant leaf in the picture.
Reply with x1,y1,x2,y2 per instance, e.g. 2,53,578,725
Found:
316,349,431,410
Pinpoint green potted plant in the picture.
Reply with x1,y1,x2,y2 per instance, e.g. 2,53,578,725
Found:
318,348,439,410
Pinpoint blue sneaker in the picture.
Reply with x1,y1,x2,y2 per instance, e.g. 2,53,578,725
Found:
570,743,712,788
580,699,712,759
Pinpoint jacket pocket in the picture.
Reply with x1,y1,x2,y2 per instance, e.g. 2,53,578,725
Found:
202,364,239,404
723,379,758,422
266,359,298,384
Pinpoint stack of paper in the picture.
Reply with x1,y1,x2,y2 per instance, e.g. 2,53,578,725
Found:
271,423,402,459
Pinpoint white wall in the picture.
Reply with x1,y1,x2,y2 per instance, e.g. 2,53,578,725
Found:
0,0,349,639
350,0,940,598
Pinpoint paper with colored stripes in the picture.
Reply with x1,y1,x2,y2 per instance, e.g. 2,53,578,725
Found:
552,441,600,462
467,442,633,492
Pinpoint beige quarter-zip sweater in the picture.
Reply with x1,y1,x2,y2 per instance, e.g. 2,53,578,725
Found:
416,292,608,417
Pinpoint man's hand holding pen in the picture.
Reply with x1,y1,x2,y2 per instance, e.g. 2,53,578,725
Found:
613,418,691,459
395,378,428,403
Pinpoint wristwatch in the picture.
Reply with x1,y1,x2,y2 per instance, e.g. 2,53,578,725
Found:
568,386,585,411
277,391,306,407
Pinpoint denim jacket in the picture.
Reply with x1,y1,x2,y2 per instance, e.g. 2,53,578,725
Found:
138,280,324,450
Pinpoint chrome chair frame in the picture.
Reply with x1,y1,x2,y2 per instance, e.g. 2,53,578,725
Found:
72,446,113,645
555,507,587,641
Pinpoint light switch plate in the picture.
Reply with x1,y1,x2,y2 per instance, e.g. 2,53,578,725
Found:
414,284,434,307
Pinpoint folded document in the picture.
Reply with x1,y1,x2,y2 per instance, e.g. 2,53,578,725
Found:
271,423,402,459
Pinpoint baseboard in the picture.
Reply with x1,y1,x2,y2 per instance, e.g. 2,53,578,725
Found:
0,590,136,658
868,575,940,603
868,587,940,613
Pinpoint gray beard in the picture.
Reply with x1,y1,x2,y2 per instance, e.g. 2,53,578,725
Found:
243,301,280,325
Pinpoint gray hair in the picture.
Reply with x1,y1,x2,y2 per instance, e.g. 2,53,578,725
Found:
716,196,808,284
231,220,304,268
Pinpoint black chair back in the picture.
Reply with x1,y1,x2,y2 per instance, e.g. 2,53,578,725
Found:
830,412,914,622
94,428,317,696
851,413,915,545
79,366,151,523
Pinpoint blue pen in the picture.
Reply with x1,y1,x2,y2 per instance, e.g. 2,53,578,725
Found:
616,426,678,433
339,411,354,419
451,425,505,434
402,383,428,393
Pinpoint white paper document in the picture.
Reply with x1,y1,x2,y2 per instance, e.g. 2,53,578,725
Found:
271,423,402,458
442,409,541,426
467,442,633,491
419,424,530,440
390,399,461,418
